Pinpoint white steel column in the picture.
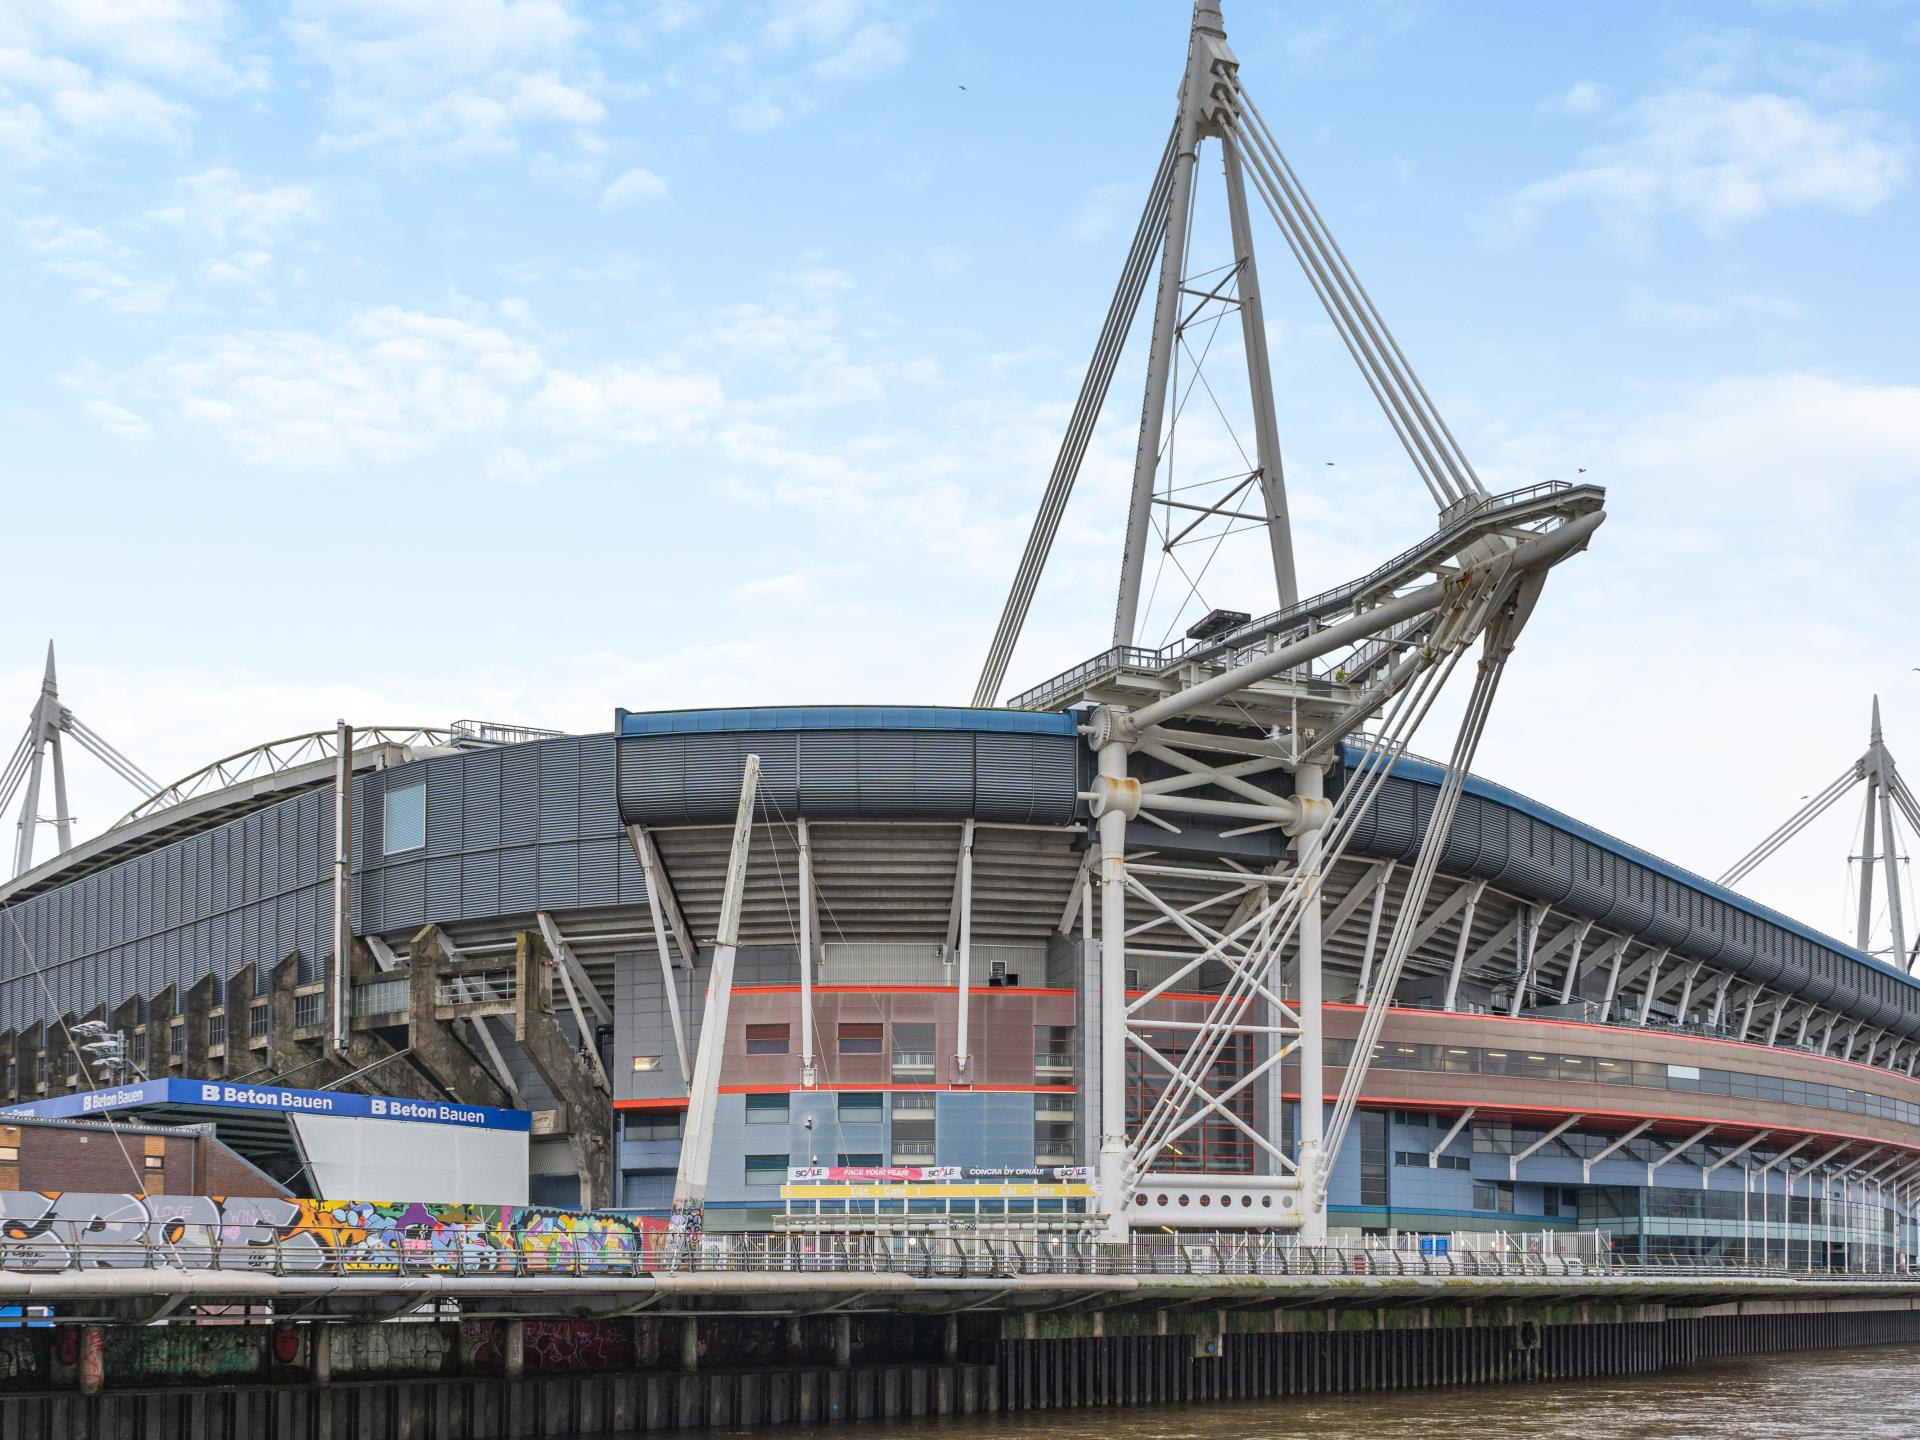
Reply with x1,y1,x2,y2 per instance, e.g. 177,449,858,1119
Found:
330,721,353,1055
1220,129,1297,607
954,818,976,1085
1441,879,1485,1011
798,818,817,1088
1096,734,1134,1239
1881,771,1907,966
640,844,692,1088
47,728,72,856
1354,861,1393,1004
1859,762,1881,952
1113,4,1211,645
1294,759,1326,1243
670,755,761,1238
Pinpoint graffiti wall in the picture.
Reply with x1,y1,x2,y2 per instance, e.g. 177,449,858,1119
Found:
0,1191,666,1274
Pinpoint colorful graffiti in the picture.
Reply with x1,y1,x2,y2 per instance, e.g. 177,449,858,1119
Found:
461,1318,636,1371
0,1191,666,1274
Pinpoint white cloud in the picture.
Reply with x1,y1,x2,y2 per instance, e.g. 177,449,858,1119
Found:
1070,179,1137,243
148,167,323,249
0,45,190,157
289,0,605,159
0,1,258,163
81,398,151,440
663,0,911,131
0,0,257,89
96,303,724,471
1510,88,1908,232
1538,80,1608,117
18,214,171,313
599,165,668,208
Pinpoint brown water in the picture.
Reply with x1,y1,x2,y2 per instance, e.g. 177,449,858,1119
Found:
762,1344,1920,1439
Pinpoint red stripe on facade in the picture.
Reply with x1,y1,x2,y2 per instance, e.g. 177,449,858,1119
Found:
613,1097,692,1111
716,1083,1076,1095
734,984,1076,997
1331,1002,1920,1090
1297,1089,1920,1154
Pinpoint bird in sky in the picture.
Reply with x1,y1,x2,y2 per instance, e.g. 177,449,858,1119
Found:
958,84,968,91
1577,467,1587,473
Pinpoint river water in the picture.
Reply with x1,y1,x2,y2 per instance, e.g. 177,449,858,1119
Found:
774,1344,1920,1439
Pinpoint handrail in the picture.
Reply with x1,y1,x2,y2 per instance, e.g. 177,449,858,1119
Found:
3,1221,1909,1284
1007,481,1601,710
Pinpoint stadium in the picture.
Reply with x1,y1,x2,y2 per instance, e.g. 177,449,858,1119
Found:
6,612,1920,1267
5,0,1918,1274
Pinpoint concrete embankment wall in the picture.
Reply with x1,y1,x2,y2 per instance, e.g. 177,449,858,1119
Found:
9,1297,1920,1437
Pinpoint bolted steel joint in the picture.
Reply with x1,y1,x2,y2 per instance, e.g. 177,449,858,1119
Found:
1084,704,1137,751
1284,794,1331,837
1088,775,1142,821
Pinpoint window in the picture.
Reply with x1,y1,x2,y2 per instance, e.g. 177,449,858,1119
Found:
746,1093,789,1125
631,1055,661,1072
623,1111,681,1141
837,1153,883,1167
1034,1090,1075,1162
383,781,426,854
744,1153,788,1186
144,1154,164,1171
1394,1151,1468,1172
1359,1110,1388,1208
1472,1181,1516,1215
838,1091,883,1123
891,1093,936,1163
0,1145,17,1162
891,1022,934,1080
745,1023,790,1056
1035,1025,1074,1082
838,1022,883,1055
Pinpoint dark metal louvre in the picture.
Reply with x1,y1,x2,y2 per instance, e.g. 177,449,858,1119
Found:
463,749,503,850
974,733,1078,823
427,754,464,855
540,738,581,844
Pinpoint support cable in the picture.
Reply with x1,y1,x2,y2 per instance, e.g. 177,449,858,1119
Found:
1238,86,1490,502
1719,762,1862,887
1228,112,1463,506
0,729,32,817
1222,117,1452,508
972,125,1178,707
1320,610,1516,1181
61,714,160,795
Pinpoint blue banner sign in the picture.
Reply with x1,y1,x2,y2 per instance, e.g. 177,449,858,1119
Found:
1,1079,531,1132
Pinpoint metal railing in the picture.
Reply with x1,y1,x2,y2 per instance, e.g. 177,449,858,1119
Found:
4,1222,1914,1285
352,978,410,1018
1009,481,1595,710
436,973,517,1008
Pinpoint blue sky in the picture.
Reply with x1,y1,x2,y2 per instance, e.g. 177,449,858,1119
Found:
3,0,1917,951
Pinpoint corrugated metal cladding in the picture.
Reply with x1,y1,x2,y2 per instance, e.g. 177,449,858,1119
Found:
0,734,633,1031
616,725,1081,826
1340,767,1920,1037
0,787,337,1032
355,734,635,937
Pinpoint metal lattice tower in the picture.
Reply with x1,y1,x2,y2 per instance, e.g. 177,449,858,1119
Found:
975,1,1606,1239
2,643,159,878
1721,697,1920,970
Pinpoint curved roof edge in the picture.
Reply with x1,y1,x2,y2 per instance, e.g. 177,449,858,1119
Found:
1378,750,1919,995
616,705,1079,737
